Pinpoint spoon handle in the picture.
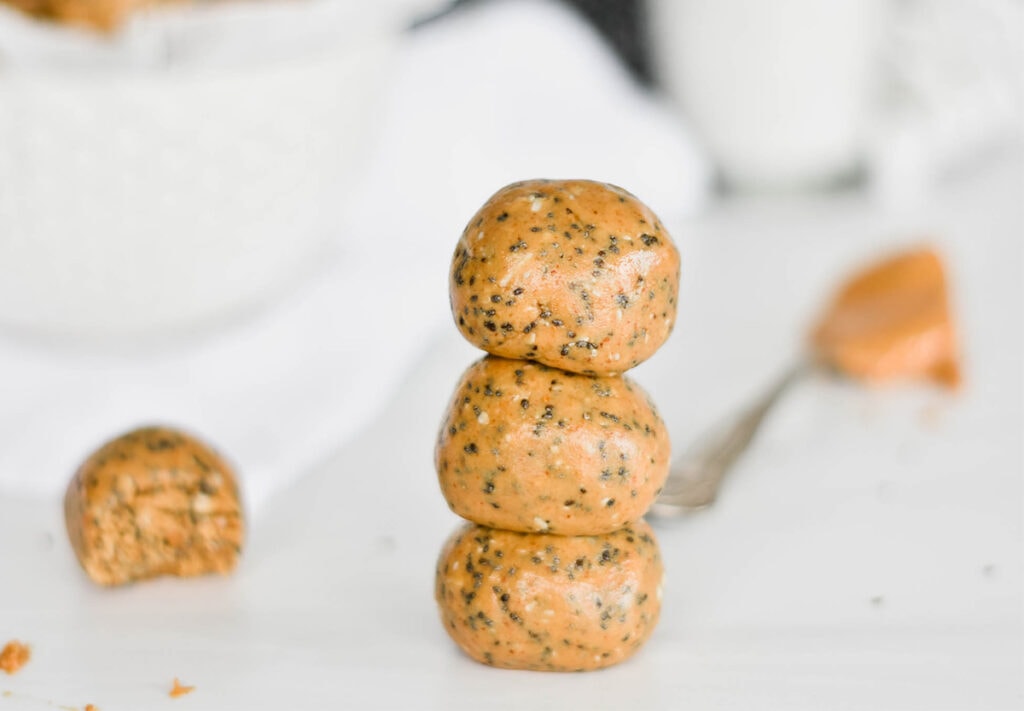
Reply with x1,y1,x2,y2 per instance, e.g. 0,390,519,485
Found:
651,359,814,516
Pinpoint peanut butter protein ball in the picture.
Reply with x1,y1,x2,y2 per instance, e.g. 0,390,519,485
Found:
435,521,664,671
64,426,244,586
450,179,680,376
436,356,670,535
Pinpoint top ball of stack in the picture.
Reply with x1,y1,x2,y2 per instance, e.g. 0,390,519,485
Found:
450,180,680,376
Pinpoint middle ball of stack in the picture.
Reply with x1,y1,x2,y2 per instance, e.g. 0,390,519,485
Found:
435,179,680,672
436,356,670,536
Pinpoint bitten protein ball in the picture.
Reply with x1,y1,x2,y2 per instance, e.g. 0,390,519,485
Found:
435,521,664,672
64,426,244,586
450,179,680,376
436,356,670,535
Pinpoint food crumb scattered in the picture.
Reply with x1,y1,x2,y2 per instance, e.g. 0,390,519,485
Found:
2,690,11,697
169,678,195,698
0,641,30,675
85,704,99,711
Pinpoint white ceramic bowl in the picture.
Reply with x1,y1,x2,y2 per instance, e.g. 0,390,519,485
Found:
0,1,422,340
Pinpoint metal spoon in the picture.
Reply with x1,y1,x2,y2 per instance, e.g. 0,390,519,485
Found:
650,359,815,516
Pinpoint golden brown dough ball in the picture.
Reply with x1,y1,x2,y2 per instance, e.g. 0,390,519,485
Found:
435,521,664,672
450,179,680,376
64,426,244,586
436,356,670,535
4,0,152,31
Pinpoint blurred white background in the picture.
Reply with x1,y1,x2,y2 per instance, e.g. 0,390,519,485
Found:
0,1,1020,709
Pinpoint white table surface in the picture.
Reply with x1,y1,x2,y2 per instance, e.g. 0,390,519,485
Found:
1,151,1021,710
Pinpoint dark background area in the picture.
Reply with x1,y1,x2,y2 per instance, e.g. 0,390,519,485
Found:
442,0,652,84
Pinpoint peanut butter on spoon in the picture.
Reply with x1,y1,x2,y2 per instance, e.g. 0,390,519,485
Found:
653,246,961,515
811,247,960,387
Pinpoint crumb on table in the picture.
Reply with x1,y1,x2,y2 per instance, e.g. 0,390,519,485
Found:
169,678,195,698
85,704,99,711
0,641,30,675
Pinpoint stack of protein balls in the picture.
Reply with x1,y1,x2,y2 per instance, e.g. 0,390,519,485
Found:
434,179,680,672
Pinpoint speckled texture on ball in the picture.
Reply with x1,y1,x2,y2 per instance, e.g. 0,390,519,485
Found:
435,520,664,672
436,356,670,535
64,426,244,587
449,179,680,376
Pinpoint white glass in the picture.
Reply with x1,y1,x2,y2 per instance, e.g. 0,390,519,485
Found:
648,0,884,190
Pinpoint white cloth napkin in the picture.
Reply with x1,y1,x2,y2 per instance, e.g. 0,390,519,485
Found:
0,0,709,513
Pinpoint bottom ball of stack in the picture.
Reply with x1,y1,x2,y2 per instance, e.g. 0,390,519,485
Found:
435,521,663,671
